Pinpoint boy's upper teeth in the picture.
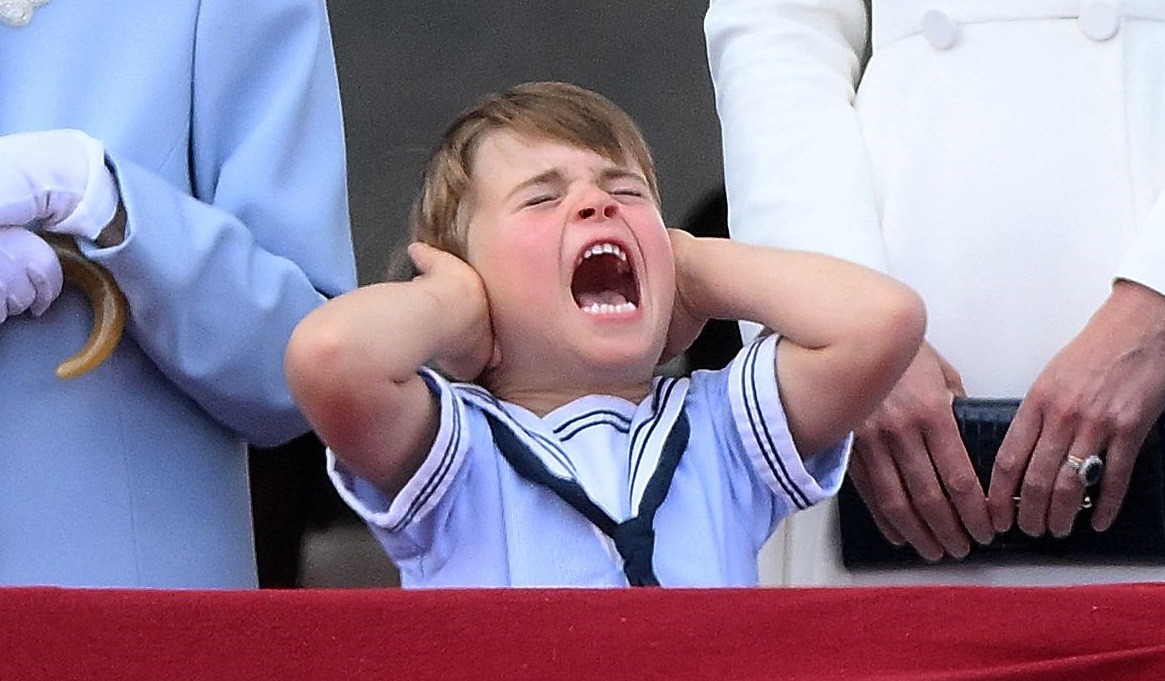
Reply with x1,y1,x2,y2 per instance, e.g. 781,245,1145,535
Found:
582,242,626,261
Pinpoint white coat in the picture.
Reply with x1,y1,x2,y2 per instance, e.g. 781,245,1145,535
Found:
707,0,1165,585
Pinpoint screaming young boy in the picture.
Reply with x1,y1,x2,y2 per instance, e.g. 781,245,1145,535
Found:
285,82,926,587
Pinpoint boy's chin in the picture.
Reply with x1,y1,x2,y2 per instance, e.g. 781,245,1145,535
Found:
491,335,666,386
574,345,662,379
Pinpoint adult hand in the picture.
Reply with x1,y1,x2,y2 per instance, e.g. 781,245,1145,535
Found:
988,280,1165,538
846,341,995,561
0,129,120,241
0,226,63,323
408,242,498,382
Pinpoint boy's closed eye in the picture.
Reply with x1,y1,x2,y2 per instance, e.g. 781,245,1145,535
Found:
524,186,644,206
522,193,558,208
603,174,651,202
611,187,647,200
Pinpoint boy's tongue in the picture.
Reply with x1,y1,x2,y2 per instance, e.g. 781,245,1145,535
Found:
577,290,629,308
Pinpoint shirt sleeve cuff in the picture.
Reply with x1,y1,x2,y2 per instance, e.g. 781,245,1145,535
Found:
728,334,851,511
326,366,470,534
1115,193,1165,296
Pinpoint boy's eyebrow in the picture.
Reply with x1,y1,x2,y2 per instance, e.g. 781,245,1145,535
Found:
598,167,649,186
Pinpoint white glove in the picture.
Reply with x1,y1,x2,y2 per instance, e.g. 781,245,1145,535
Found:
0,226,63,323
0,129,120,241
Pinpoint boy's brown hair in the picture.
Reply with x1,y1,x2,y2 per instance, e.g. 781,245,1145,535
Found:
410,81,660,259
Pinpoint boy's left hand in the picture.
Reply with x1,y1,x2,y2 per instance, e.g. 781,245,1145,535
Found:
660,229,707,364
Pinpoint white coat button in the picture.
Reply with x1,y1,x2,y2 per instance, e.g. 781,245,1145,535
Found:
921,9,959,50
1079,1,1120,41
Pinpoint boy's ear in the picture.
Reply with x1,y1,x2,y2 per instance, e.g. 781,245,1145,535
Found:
384,239,420,282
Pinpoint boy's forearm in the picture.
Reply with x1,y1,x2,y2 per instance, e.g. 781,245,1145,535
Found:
293,279,477,386
284,279,468,496
674,232,925,454
673,232,919,350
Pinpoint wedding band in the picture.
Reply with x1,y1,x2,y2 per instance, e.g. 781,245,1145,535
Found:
1011,495,1092,509
1064,454,1104,487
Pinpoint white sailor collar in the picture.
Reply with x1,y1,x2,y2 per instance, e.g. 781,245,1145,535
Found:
457,376,692,513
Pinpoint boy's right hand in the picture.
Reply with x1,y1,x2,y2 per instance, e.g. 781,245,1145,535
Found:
407,242,498,382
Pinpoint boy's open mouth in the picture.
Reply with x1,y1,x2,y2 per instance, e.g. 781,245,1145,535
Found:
571,242,639,315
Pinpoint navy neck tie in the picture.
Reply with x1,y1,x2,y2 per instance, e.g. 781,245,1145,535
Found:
485,410,690,587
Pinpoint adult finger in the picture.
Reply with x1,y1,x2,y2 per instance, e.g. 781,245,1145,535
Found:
935,351,966,396
924,415,993,546
847,453,905,546
853,433,943,560
1091,431,1142,532
1046,437,1098,538
885,427,970,559
1014,418,1073,538
986,402,1040,532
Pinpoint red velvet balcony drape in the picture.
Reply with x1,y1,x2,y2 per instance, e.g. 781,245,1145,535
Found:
2,584,1164,680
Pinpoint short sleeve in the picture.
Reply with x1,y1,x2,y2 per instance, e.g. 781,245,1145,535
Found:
326,367,473,559
725,335,850,512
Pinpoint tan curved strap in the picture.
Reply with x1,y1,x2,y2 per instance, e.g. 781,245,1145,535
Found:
46,235,127,379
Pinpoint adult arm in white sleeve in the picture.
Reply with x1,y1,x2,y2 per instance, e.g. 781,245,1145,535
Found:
986,54,1165,541
705,0,885,271
989,200,1165,539
707,0,998,561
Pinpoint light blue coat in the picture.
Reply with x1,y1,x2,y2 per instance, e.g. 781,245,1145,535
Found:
0,0,356,587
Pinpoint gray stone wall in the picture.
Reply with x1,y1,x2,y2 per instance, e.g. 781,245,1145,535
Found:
328,1,724,283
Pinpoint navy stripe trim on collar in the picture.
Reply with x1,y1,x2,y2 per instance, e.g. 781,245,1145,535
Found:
460,383,581,480
557,413,634,441
555,408,632,433
628,378,682,501
554,409,633,440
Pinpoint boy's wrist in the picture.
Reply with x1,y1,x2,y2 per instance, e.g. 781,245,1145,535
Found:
668,229,712,321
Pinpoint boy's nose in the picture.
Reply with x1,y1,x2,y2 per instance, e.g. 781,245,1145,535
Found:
576,197,619,221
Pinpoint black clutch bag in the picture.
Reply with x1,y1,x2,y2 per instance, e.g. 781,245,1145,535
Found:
838,398,1165,568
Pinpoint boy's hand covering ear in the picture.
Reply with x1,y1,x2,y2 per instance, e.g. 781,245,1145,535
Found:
0,129,120,242
0,226,63,322
660,229,707,365
408,242,499,381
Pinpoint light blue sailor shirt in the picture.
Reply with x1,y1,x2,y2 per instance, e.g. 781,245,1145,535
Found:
330,335,849,587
